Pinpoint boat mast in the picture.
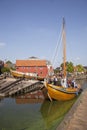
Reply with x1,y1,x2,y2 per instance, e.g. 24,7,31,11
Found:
62,18,66,78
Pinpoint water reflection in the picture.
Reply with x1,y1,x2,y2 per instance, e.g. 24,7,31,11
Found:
0,93,77,130
16,98,44,104
15,90,45,104
0,79,87,130
15,92,77,130
40,99,76,130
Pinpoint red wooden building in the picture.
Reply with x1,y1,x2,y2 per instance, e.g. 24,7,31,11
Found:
15,57,53,78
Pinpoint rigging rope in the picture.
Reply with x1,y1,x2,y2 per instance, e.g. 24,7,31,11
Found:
51,25,62,68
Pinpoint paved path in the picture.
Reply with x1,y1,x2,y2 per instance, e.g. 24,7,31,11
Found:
57,89,87,130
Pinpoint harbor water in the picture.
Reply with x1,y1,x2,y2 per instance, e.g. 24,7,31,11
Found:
0,79,87,130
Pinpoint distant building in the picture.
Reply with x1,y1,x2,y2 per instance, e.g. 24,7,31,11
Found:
83,66,87,70
15,57,54,78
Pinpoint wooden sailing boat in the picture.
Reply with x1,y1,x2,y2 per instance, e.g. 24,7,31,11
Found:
10,69,44,81
44,18,81,101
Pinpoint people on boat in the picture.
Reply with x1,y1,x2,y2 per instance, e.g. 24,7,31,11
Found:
71,79,77,88
67,79,72,87
53,75,58,85
67,77,78,88
46,75,61,86
46,74,79,89
61,77,68,88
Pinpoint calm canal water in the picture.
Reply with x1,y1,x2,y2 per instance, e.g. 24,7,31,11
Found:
0,79,87,130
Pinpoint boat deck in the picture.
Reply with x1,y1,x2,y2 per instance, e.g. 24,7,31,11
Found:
57,88,87,130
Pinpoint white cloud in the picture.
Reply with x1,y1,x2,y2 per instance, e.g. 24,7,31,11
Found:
76,57,80,60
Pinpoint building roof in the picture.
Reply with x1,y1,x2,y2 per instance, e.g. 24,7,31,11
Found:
16,60,47,67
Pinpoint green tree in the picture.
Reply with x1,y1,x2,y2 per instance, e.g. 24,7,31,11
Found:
60,61,74,73
54,67,60,74
1,67,10,73
5,60,15,70
76,64,84,72
6,60,12,64
67,62,74,73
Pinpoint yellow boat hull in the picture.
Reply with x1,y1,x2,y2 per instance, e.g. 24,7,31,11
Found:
10,70,44,81
46,83,79,101
10,70,24,78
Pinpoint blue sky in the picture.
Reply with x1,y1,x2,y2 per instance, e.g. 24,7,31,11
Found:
0,0,87,68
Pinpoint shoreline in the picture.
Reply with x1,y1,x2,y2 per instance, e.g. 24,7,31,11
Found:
56,88,87,130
